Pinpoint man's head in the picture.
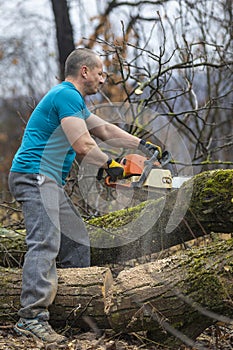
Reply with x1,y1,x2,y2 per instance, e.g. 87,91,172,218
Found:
65,48,105,95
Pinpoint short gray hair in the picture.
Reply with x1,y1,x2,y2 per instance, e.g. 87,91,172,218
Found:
64,48,100,78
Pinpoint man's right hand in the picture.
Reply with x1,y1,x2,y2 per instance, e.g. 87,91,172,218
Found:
105,159,125,181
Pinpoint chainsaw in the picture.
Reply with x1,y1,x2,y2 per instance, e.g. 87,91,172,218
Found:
98,150,192,191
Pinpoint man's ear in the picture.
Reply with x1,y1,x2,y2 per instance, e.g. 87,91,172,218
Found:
81,65,88,79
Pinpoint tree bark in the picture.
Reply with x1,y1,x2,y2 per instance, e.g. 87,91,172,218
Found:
50,0,75,80
1,169,233,267
105,238,233,346
0,266,112,330
0,238,233,347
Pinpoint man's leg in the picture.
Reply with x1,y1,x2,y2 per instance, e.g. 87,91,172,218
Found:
57,189,90,268
8,172,66,343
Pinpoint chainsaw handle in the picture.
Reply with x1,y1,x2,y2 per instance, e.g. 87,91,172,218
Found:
160,150,172,166
104,175,124,188
105,176,113,186
97,169,119,186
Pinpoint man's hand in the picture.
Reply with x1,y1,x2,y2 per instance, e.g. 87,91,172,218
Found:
105,159,125,182
138,139,162,159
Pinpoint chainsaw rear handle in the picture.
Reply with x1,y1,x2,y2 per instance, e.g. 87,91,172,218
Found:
104,175,125,187
98,169,123,185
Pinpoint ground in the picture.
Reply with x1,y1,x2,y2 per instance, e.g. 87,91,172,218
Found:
0,323,233,350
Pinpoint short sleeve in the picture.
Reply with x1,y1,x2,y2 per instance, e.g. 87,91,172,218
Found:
54,87,91,121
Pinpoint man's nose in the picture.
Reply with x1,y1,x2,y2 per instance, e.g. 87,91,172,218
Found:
99,75,105,84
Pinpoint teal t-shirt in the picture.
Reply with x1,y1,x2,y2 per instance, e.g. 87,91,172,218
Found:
11,82,91,185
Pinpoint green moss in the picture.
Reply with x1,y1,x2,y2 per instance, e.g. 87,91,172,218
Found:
180,239,233,309
192,169,233,207
87,200,149,229
189,169,233,230
187,272,223,306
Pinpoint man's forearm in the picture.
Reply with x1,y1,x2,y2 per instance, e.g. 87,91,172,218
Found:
73,138,109,168
91,122,141,149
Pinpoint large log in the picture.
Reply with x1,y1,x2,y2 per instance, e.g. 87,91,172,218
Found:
90,169,233,263
0,238,233,347
105,238,233,346
1,169,233,266
0,266,113,330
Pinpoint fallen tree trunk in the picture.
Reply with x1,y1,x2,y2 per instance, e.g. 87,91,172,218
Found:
89,169,233,263
0,238,233,347
1,169,233,266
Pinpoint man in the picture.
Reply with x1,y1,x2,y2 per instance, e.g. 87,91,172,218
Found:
8,48,161,344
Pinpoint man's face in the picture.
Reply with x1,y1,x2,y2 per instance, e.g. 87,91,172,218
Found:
84,59,105,95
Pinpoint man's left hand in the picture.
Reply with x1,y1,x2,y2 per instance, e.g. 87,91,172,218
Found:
138,139,162,158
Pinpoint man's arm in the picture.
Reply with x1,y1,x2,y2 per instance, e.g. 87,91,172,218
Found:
61,116,108,167
86,113,140,148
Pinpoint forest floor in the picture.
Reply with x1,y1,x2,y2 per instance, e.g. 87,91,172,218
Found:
0,322,233,350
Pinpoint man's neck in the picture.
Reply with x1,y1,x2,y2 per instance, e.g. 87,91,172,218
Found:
65,77,85,96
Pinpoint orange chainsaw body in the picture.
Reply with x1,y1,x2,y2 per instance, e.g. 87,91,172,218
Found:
120,154,161,177
104,153,165,189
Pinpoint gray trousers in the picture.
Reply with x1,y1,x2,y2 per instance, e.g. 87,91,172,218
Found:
8,172,90,320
